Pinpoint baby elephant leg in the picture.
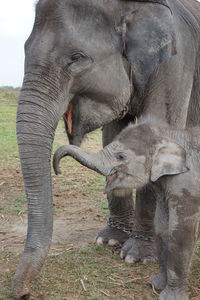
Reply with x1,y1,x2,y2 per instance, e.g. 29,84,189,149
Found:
159,196,199,300
151,199,168,291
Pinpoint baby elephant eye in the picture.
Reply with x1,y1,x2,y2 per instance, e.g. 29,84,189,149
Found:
116,152,126,161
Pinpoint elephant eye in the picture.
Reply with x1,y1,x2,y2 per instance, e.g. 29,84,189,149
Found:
71,52,86,62
63,52,93,75
116,152,126,161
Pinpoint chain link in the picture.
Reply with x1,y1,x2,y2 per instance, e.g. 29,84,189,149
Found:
107,217,155,242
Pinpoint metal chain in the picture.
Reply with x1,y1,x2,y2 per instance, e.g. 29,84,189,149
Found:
107,217,155,242
107,217,134,234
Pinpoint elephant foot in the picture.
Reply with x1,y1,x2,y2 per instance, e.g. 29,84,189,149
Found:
158,286,188,300
96,225,129,246
151,272,167,291
120,236,158,264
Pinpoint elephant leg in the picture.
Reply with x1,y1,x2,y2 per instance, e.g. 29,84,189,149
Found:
96,116,135,246
151,198,168,291
120,185,158,264
151,235,167,291
158,195,199,300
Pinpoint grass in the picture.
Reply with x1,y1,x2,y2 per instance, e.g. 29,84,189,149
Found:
7,192,26,215
0,88,200,300
0,89,19,166
0,245,199,300
0,246,158,300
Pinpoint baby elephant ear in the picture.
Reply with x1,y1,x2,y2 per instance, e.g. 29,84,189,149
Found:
151,139,189,182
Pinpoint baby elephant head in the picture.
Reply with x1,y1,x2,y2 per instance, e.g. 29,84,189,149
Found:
53,124,189,195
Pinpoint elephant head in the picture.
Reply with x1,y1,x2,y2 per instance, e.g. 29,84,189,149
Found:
15,0,176,298
64,0,176,145
53,123,189,195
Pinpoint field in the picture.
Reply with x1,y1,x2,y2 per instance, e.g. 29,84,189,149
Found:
0,88,199,299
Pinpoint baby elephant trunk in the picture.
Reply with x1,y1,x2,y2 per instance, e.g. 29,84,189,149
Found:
53,145,112,176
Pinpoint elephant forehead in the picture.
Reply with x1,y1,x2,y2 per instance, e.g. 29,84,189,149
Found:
109,141,127,152
36,0,116,27
61,3,118,49
35,0,121,62
108,142,146,162
35,0,60,19
128,150,146,166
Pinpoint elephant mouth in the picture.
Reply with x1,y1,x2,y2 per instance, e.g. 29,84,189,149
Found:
64,102,73,135
107,172,118,183
105,166,133,194
104,170,118,194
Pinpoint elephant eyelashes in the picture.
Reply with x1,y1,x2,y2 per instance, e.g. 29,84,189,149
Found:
61,52,89,69
71,52,86,62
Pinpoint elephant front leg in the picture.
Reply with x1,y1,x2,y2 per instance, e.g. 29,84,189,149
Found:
151,199,168,291
151,236,167,291
96,191,134,246
158,199,199,300
120,185,157,264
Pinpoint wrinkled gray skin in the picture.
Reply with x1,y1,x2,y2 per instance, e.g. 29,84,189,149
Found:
54,121,200,300
15,0,200,298
64,0,200,265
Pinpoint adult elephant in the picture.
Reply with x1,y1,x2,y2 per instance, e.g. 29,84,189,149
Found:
15,0,200,299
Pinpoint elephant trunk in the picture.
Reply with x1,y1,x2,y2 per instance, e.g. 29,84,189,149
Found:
53,145,113,176
13,76,66,299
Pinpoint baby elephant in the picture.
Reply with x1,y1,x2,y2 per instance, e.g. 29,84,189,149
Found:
53,121,200,300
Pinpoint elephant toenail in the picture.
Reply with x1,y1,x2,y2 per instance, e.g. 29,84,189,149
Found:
125,255,135,264
96,237,104,245
108,239,119,246
142,257,156,264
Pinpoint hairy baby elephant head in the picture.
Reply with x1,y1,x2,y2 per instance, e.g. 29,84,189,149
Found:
53,123,189,195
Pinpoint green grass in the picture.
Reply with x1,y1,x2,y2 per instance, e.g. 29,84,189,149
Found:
196,242,200,258
0,88,67,167
0,89,19,166
7,192,26,215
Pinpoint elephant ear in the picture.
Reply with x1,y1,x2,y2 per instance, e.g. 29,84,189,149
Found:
121,0,176,87
151,139,189,182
